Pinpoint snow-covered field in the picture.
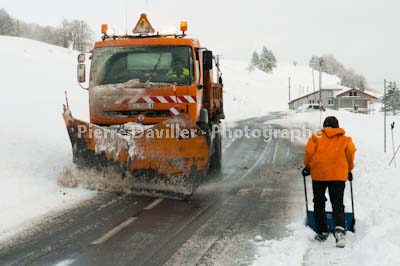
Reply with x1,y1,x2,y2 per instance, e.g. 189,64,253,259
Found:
0,36,94,241
253,110,400,266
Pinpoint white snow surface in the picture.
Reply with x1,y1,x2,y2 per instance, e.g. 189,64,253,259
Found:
0,36,94,241
253,110,400,266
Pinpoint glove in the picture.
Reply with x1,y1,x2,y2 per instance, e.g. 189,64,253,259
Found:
302,167,310,177
348,172,353,181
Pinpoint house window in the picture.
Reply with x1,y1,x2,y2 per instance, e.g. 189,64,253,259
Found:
328,99,334,105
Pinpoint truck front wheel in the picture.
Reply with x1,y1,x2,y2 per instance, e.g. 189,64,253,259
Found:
209,130,222,171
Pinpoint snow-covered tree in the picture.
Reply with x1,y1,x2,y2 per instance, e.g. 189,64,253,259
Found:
0,9,93,51
0,9,16,36
258,46,277,73
384,82,400,115
248,51,260,72
309,56,321,70
309,54,367,90
340,68,367,90
60,19,93,51
251,51,260,67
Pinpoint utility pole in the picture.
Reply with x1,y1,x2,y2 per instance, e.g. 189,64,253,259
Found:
312,68,316,103
312,69,316,92
383,79,386,152
384,79,387,153
319,58,323,127
288,76,291,101
391,122,396,167
319,58,323,108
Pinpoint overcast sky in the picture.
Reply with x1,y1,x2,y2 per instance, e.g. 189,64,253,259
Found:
2,0,400,89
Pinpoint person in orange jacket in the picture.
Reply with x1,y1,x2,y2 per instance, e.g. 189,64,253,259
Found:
302,116,356,248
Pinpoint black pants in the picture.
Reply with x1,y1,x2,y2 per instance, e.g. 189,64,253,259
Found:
312,181,346,233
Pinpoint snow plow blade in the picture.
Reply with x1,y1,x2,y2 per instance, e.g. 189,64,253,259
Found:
62,108,209,200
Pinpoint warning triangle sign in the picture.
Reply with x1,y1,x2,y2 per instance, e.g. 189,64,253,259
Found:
133,13,155,34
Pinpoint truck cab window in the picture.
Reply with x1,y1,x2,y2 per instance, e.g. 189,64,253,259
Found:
90,46,194,87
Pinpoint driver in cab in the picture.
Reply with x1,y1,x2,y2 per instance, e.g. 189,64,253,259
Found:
166,59,189,84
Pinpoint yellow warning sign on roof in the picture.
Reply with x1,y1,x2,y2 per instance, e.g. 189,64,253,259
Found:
133,13,155,34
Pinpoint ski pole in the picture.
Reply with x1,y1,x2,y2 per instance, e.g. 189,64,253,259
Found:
349,180,356,231
302,175,309,212
389,144,400,166
350,180,355,216
391,122,396,167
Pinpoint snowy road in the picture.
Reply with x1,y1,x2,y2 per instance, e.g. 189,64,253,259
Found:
0,115,306,266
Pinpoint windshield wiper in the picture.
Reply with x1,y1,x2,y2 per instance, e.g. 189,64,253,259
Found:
145,54,163,87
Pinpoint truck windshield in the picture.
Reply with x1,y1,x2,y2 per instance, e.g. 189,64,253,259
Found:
90,46,194,87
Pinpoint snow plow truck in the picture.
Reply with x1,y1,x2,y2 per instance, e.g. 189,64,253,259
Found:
63,14,224,200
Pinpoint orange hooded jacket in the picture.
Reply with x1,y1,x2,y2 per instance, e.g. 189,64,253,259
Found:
304,128,356,181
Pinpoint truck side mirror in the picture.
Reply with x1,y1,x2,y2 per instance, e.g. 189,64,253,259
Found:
78,53,86,63
203,50,213,70
77,64,86,83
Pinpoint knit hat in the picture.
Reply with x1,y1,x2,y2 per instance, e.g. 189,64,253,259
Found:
323,116,339,128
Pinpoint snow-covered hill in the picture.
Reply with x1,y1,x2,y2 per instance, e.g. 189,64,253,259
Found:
0,36,94,241
222,59,340,121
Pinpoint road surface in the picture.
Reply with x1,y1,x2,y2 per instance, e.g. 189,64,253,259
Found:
0,114,306,266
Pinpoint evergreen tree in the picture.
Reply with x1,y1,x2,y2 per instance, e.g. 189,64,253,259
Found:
250,51,260,67
384,82,400,115
258,46,277,73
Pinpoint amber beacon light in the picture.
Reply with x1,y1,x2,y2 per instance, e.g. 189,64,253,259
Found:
180,21,188,32
101,24,108,34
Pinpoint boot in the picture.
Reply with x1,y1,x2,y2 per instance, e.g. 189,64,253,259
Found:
315,232,329,242
334,226,346,248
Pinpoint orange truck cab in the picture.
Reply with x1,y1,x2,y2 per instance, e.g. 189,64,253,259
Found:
77,14,224,128
65,14,224,199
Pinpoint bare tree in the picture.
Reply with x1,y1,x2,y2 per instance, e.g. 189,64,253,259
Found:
0,9,16,36
61,20,93,51
0,9,93,51
310,54,367,90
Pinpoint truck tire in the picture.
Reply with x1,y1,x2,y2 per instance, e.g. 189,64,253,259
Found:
209,130,222,171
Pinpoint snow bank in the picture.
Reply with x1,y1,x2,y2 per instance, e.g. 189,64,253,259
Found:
253,110,400,265
0,36,94,241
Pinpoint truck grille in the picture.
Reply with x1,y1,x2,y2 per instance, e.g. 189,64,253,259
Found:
102,110,171,118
